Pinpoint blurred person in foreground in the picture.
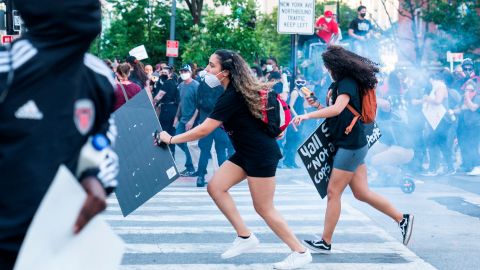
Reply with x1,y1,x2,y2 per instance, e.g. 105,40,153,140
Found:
0,0,119,268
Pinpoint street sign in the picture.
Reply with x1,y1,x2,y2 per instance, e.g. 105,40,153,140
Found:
166,40,179,57
447,51,464,72
446,52,464,62
277,0,315,35
1,35,16,44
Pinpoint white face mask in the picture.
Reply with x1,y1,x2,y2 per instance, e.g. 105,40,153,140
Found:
325,18,332,23
198,70,207,78
266,64,273,72
180,73,191,81
204,71,223,88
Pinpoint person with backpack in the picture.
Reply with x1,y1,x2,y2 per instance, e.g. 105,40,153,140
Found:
156,49,312,269
194,80,233,187
292,46,414,253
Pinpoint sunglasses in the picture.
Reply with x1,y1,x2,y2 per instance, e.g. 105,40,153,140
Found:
295,80,306,85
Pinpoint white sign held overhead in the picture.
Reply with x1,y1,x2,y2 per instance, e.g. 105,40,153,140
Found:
129,45,149,61
277,0,316,35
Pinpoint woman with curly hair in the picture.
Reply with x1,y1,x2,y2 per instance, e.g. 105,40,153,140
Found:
293,46,414,253
158,49,312,269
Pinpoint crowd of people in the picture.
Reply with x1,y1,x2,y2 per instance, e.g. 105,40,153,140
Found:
2,1,478,269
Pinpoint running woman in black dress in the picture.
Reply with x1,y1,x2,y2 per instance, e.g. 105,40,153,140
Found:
293,46,414,253
158,50,312,269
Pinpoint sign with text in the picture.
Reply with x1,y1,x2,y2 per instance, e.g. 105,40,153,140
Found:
129,45,149,61
166,40,179,57
446,52,464,62
277,0,315,35
298,121,381,198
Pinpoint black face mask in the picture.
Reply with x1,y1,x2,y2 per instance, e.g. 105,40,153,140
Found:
360,13,366,18
160,75,169,81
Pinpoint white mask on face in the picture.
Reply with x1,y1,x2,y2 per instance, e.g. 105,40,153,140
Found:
180,73,191,81
204,71,223,88
266,64,273,72
325,18,332,23
198,70,207,78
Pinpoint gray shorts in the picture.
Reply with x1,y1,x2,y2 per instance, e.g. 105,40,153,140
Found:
333,145,368,172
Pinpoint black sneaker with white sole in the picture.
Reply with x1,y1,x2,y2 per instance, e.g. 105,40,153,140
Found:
399,214,414,245
303,239,331,253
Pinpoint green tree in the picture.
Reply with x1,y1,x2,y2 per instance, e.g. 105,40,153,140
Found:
95,0,193,66
181,0,262,66
255,8,290,66
423,1,480,62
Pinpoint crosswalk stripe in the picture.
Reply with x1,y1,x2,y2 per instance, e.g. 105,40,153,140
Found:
108,196,328,204
106,204,327,212
103,213,370,222
108,184,435,269
111,225,384,235
122,242,413,254
118,262,436,270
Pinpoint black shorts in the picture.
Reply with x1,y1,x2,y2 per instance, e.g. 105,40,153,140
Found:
229,153,278,178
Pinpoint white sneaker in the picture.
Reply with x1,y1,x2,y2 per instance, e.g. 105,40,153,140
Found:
273,250,312,269
467,166,480,176
221,233,260,259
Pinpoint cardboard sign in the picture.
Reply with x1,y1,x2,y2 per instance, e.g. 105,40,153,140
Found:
113,90,179,216
297,121,381,198
422,103,446,130
129,45,149,61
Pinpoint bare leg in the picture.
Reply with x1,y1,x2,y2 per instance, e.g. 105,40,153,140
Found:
248,176,306,252
207,161,249,236
321,168,355,244
349,164,403,223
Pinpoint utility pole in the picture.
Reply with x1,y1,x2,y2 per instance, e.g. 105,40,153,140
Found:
168,0,177,66
5,0,14,35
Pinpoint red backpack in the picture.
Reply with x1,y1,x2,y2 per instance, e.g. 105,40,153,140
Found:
345,88,377,134
259,89,292,138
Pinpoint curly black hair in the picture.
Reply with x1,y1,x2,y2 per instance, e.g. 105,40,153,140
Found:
321,46,379,93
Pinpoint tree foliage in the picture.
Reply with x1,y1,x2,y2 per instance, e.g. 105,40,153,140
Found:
423,1,480,61
94,0,193,65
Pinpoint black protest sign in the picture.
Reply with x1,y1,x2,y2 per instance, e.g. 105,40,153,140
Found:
297,121,381,199
113,90,179,216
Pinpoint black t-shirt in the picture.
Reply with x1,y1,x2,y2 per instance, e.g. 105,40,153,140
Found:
348,18,372,36
273,82,283,94
462,95,480,127
196,81,224,123
0,0,115,257
326,77,367,149
159,79,179,104
209,83,282,164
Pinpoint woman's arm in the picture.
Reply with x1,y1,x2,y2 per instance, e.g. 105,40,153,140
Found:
289,90,300,116
159,118,222,144
307,94,350,118
293,94,350,125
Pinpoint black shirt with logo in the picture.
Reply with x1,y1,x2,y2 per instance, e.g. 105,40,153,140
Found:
209,83,282,165
326,77,367,149
348,18,372,36
0,0,115,262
